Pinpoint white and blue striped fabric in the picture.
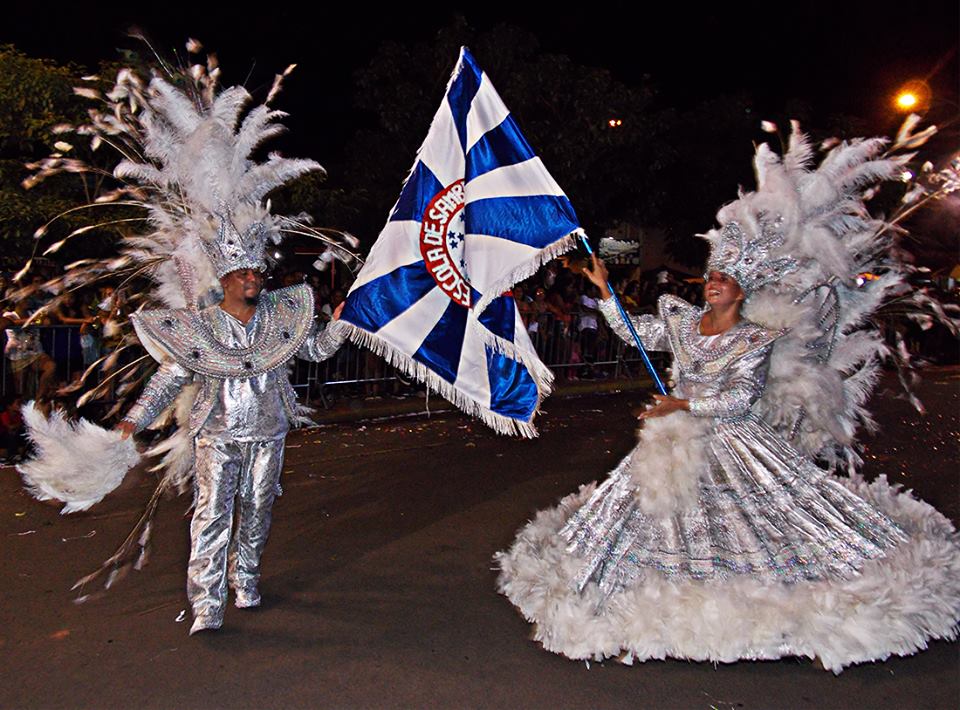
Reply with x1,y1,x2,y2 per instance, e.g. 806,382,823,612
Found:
340,47,582,437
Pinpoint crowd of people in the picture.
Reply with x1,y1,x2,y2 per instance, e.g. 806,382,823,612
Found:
0,257,705,424
510,259,703,379
3,257,957,416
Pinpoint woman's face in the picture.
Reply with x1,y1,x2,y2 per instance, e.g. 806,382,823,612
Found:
704,271,744,308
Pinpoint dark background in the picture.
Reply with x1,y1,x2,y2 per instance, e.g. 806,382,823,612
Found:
3,2,958,264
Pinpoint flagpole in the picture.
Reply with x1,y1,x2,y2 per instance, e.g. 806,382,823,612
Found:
578,235,667,395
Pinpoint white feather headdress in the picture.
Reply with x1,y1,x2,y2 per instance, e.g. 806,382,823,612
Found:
710,121,958,472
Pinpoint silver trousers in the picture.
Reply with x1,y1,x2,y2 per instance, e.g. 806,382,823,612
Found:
188,435,285,617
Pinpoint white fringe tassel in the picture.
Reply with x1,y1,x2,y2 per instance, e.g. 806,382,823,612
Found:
473,230,581,317
340,322,548,438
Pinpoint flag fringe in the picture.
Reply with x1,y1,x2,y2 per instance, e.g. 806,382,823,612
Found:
473,230,582,316
339,322,543,438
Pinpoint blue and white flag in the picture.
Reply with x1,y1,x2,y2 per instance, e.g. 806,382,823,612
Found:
340,47,583,437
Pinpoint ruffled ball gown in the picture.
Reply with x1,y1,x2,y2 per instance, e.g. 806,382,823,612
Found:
496,295,960,673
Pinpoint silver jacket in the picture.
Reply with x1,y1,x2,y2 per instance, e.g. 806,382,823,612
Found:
124,284,345,438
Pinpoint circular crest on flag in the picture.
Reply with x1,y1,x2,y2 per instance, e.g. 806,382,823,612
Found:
419,179,471,307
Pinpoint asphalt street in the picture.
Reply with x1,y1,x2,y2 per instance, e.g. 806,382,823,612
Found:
1,369,958,709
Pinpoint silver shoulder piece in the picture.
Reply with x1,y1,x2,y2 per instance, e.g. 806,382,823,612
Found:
131,284,315,378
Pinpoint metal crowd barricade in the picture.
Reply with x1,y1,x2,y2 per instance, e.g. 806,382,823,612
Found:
8,302,955,412
289,308,667,407
1,315,665,406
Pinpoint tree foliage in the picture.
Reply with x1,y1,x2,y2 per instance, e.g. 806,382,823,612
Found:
0,46,93,261
336,19,671,251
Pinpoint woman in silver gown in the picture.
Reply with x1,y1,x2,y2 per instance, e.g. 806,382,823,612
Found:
496,255,960,673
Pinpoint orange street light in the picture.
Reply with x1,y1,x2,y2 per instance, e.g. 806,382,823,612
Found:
893,81,931,113
896,92,918,110
607,118,623,128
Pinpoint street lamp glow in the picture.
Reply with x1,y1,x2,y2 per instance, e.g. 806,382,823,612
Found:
607,118,623,128
896,92,918,110
893,81,931,113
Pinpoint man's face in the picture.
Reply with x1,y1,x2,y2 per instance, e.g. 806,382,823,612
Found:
221,268,264,305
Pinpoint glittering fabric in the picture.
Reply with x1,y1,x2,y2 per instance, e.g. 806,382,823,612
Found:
122,288,347,621
124,289,347,435
201,308,289,441
188,435,285,617
565,295,907,596
123,360,192,432
202,210,269,279
597,298,666,351
704,218,799,295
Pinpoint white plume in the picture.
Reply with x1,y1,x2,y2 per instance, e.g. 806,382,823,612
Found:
496,475,960,672
732,123,929,470
629,412,712,517
17,403,141,514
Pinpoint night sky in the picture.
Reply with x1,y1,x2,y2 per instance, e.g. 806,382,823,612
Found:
5,1,957,166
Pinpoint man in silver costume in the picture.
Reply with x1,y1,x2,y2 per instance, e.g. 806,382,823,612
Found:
118,254,346,635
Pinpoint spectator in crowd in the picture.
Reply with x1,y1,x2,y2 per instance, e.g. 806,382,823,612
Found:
526,286,550,352
319,289,346,322
0,395,25,463
620,281,642,313
2,301,57,402
511,284,533,327
578,284,600,379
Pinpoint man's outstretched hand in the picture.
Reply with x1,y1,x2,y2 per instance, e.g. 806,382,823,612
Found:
115,420,136,440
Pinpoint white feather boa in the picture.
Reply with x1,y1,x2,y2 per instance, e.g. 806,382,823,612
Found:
629,412,712,517
496,476,960,673
17,402,141,514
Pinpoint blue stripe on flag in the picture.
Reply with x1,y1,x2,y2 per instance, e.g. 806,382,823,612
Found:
466,195,580,248
469,285,483,307
390,161,443,223
487,349,538,419
465,117,537,182
447,55,483,153
413,300,468,384
341,262,438,333
478,294,515,342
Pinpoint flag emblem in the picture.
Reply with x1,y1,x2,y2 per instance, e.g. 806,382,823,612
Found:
420,179,471,307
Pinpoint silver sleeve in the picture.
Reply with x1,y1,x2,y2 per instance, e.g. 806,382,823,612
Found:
123,360,192,433
687,344,772,419
598,297,668,351
297,319,348,363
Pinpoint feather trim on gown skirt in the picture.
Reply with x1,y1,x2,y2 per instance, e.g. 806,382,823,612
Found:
495,412,960,673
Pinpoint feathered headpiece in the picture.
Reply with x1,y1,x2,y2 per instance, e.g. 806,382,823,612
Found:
715,120,958,472
703,214,797,295
21,41,359,312
17,40,360,406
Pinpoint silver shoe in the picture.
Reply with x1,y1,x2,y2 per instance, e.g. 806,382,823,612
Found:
234,587,261,609
189,609,224,635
